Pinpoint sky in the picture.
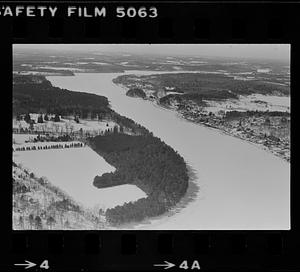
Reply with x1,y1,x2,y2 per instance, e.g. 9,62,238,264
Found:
14,44,290,61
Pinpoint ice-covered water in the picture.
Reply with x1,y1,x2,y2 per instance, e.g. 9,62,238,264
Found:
47,72,290,230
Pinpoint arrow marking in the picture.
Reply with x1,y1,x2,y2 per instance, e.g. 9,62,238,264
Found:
14,260,36,269
154,261,176,270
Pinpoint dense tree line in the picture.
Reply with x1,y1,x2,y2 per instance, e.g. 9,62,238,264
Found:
110,111,150,135
154,73,290,96
115,73,290,99
33,134,73,142
159,91,235,107
224,110,290,120
13,75,111,118
87,133,189,226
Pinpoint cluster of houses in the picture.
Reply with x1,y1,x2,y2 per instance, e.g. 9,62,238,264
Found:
178,103,290,161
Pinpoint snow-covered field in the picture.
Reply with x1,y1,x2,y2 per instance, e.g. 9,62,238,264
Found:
204,93,290,113
13,134,39,144
13,147,147,210
37,66,86,72
13,71,64,75
13,116,117,133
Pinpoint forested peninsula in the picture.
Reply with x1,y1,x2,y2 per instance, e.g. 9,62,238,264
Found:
87,133,189,225
13,74,190,227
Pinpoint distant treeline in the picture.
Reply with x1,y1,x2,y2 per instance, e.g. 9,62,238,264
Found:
115,73,290,101
87,133,189,225
225,110,290,119
159,91,234,107
13,75,111,118
147,73,290,96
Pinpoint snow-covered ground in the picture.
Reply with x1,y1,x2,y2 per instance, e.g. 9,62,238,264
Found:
257,68,271,73
13,116,117,133
13,71,65,75
37,66,86,72
13,134,39,144
91,62,110,65
13,147,147,210
204,93,290,114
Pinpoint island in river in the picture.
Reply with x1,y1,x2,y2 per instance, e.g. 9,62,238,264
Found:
12,74,189,229
126,87,146,99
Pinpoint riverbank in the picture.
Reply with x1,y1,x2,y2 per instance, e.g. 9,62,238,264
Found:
114,165,199,230
177,108,290,162
150,100,289,163
48,72,290,230
114,79,290,162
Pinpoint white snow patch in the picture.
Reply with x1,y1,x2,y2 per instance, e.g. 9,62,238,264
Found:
91,62,110,65
257,68,271,73
204,94,290,113
13,134,39,144
13,147,146,209
38,66,85,71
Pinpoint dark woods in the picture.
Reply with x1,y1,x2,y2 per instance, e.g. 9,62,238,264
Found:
88,133,189,226
13,75,111,118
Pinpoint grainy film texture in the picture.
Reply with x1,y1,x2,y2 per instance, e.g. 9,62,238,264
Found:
12,44,290,230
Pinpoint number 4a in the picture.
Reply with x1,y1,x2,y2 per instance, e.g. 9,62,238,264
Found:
40,260,49,269
179,260,201,270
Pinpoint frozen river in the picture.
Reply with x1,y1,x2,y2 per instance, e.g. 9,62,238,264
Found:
48,71,290,230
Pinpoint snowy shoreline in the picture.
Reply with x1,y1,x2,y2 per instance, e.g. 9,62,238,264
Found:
47,72,290,230
115,81,290,162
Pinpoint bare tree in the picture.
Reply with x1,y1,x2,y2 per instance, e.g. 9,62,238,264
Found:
19,216,24,229
70,125,74,135
46,216,56,230
35,216,43,230
65,123,70,134
64,220,70,229
53,123,60,134
29,214,34,230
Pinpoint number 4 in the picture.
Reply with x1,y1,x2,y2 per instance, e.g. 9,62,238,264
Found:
40,260,49,269
179,260,188,270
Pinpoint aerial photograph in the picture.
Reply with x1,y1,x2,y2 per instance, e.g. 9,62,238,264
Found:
12,44,290,230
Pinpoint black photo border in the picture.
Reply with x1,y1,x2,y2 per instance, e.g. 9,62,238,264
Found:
1,1,299,271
